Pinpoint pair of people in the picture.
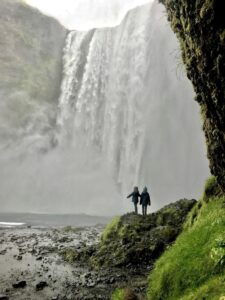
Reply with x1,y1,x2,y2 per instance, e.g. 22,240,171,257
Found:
127,186,151,216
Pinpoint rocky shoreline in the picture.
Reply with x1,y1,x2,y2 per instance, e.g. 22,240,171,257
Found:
0,225,148,300
0,199,197,300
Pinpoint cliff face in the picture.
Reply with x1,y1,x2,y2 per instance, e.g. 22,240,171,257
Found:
0,0,67,143
159,0,225,191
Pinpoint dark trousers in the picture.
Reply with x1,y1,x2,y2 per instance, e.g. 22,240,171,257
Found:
134,203,138,214
142,205,147,216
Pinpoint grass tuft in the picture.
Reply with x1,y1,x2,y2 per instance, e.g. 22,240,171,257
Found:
203,176,222,201
147,194,225,300
112,288,125,300
101,216,121,242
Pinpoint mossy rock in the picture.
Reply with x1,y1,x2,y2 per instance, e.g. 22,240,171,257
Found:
159,0,225,192
60,245,96,264
91,199,196,268
203,176,223,201
112,288,139,300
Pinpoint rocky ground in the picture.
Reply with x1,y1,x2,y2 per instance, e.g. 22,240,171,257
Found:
0,225,147,300
91,199,197,268
0,199,197,300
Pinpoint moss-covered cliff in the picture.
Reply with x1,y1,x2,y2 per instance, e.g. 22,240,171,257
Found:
0,0,66,141
90,199,196,268
159,0,225,191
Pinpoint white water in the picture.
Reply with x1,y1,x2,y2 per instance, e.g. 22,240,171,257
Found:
56,1,209,210
0,1,209,215
0,222,25,228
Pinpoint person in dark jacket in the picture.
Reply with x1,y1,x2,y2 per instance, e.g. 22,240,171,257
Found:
140,187,151,216
127,186,140,214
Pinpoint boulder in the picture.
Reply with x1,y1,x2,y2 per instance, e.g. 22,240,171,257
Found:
0,295,9,300
12,280,27,288
91,199,196,268
36,281,48,291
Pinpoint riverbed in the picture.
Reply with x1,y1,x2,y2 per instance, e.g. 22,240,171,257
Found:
0,225,147,300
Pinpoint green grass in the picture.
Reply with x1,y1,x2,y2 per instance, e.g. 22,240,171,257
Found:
111,288,139,300
203,176,223,201
60,248,78,263
101,216,121,242
62,226,85,233
147,195,225,300
111,288,125,300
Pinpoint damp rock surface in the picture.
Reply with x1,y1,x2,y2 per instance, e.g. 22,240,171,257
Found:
89,199,197,268
159,0,225,191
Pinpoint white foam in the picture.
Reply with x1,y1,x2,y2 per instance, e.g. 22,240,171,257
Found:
0,222,25,227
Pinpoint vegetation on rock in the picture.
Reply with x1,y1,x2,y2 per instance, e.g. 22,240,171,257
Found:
91,199,196,268
203,175,223,201
0,0,66,142
112,288,125,300
60,245,96,265
159,0,225,192
112,288,139,300
147,178,225,300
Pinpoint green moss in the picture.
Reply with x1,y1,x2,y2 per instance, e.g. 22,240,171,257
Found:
203,176,222,201
92,200,196,268
184,200,202,229
210,238,225,268
60,248,78,263
101,216,121,242
147,196,225,300
199,0,214,19
111,288,139,300
159,0,225,192
181,275,225,300
111,288,125,300
219,30,225,42
62,226,85,233
60,245,97,265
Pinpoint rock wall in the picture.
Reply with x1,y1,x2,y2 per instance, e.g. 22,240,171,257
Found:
0,0,67,143
159,0,225,191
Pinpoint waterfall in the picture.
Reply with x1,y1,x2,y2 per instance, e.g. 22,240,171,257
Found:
0,1,209,214
56,1,209,208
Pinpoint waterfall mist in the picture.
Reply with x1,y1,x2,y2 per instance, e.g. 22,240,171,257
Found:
0,1,209,215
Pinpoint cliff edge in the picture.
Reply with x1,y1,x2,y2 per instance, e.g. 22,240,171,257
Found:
0,0,67,142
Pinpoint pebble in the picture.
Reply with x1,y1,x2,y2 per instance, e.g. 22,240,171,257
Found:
12,281,27,289
36,281,48,291
0,295,9,300
36,256,42,261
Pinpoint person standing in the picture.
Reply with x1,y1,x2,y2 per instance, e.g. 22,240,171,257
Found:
140,187,151,216
127,186,140,214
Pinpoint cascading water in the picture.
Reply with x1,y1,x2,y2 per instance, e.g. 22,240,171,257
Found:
0,1,209,215
56,1,209,209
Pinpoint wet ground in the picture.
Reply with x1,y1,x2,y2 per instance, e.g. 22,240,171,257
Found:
0,226,148,300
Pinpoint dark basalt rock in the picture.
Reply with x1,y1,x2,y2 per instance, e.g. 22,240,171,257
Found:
0,295,9,300
12,280,27,288
36,256,43,261
159,0,225,191
36,281,48,291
